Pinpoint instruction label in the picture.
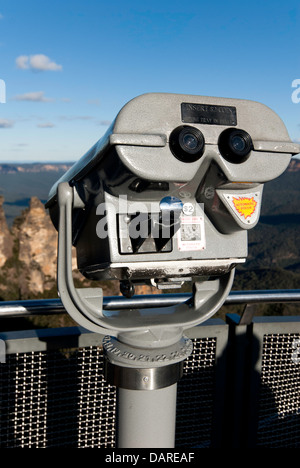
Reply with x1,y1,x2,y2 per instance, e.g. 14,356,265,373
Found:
178,216,205,251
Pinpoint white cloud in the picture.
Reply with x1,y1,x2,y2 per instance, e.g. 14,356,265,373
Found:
37,122,55,128
16,54,62,71
30,54,62,71
87,99,100,106
0,14,4,20
98,120,112,126
16,55,29,69
59,115,94,121
12,91,54,102
0,119,14,128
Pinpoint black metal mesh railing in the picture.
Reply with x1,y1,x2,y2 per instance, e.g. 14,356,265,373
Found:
176,338,217,448
0,290,300,448
0,347,116,448
0,338,218,448
257,333,300,448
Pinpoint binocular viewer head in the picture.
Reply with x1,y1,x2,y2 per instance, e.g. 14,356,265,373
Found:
46,93,299,341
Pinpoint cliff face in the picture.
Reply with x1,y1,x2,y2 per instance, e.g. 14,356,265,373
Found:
15,197,59,295
0,196,13,268
0,197,80,299
0,196,121,300
14,197,82,297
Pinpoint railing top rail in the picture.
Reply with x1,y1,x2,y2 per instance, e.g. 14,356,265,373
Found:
0,289,299,318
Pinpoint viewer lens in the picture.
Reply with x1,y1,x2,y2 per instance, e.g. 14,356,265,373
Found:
218,128,253,164
231,135,246,153
182,133,198,150
169,126,205,163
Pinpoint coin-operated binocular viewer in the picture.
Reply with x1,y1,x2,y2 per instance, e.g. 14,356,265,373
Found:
46,93,299,447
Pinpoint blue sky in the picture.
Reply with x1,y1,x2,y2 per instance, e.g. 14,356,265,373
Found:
0,0,300,162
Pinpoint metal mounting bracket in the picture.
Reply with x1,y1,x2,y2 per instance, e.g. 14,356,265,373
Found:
56,182,235,347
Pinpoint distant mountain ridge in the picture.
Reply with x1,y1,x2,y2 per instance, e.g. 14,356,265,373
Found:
0,163,74,174
0,157,298,173
0,157,298,174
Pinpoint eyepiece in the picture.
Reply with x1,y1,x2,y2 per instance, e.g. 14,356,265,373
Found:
218,128,253,163
169,125,205,162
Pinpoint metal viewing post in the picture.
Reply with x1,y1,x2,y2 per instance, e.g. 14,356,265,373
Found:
103,336,191,448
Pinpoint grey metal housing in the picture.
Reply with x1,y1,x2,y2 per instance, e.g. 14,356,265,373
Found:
46,93,298,284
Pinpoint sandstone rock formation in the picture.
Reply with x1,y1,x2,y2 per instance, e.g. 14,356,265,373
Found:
12,197,81,297
0,196,13,268
14,197,59,295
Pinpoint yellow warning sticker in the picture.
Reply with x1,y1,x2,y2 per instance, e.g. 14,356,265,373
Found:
216,189,262,227
232,196,257,219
